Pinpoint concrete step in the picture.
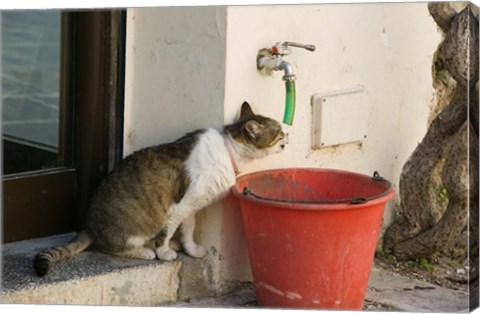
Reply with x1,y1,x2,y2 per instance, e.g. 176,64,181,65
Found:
172,286,257,308
1,233,211,305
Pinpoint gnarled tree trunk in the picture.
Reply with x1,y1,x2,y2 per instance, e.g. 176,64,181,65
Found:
383,4,478,266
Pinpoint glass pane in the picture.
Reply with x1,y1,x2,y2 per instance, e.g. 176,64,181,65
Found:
1,11,64,176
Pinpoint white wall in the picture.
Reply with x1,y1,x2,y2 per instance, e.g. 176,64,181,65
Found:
124,6,227,155
124,3,441,293
224,2,441,229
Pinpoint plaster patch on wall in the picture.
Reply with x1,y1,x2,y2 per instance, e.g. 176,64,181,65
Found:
126,130,136,146
381,27,390,47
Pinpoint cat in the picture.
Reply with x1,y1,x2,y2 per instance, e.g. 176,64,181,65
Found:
34,101,287,277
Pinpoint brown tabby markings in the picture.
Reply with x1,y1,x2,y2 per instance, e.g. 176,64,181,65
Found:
33,102,286,277
85,129,206,254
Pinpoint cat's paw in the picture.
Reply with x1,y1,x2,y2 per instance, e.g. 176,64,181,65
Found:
138,248,157,260
184,243,208,259
156,247,178,261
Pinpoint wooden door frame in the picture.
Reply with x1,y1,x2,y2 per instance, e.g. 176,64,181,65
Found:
73,10,126,226
2,10,126,243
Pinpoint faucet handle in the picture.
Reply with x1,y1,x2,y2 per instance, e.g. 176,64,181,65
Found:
272,41,316,55
284,41,316,52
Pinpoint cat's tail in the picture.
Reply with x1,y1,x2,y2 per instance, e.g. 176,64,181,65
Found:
34,231,93,277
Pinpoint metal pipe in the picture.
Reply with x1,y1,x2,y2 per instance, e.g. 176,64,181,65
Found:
258,56,296,81
279,60,295,81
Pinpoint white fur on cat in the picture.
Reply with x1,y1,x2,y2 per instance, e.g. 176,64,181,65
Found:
156,128,237,260
129,127,286,261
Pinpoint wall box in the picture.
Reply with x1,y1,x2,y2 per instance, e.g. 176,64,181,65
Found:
311,87,368,149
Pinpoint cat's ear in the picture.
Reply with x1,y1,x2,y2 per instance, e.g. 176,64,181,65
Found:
244,120,263,139
239,101,255,120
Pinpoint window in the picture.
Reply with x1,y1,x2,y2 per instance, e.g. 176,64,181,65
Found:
2,11,66,175
2,10,126,243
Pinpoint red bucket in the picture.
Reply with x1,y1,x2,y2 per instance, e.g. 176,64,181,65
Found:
231,168,394,309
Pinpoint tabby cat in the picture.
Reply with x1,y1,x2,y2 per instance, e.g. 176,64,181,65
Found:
34,102,287,276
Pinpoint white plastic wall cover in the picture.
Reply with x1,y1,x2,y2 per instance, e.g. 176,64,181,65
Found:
311,87,369,149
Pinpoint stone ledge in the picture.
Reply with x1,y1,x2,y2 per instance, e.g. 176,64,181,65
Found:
1,233,210,305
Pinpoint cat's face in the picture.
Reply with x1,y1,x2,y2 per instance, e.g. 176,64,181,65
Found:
228,102,287,159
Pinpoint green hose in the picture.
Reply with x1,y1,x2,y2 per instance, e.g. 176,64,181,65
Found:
283,80,296,125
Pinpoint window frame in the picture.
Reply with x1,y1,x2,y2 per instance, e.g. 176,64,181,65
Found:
2,10,126,243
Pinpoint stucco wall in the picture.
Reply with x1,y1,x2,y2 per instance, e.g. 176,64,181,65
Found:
124,3,441,292
123,6,227,155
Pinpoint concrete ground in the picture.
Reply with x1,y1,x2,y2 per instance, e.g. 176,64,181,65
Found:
173,266,470,312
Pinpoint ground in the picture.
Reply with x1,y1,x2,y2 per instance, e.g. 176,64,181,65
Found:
174,259,470,312
374,252,470,292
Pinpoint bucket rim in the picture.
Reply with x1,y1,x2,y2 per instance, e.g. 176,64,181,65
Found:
231,167,395,211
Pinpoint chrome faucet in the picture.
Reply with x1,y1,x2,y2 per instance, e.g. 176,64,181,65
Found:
257,41,316,81
256,41,316,125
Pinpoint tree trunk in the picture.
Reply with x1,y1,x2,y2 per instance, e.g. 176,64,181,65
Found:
383,4,478,261
390,122,471,259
